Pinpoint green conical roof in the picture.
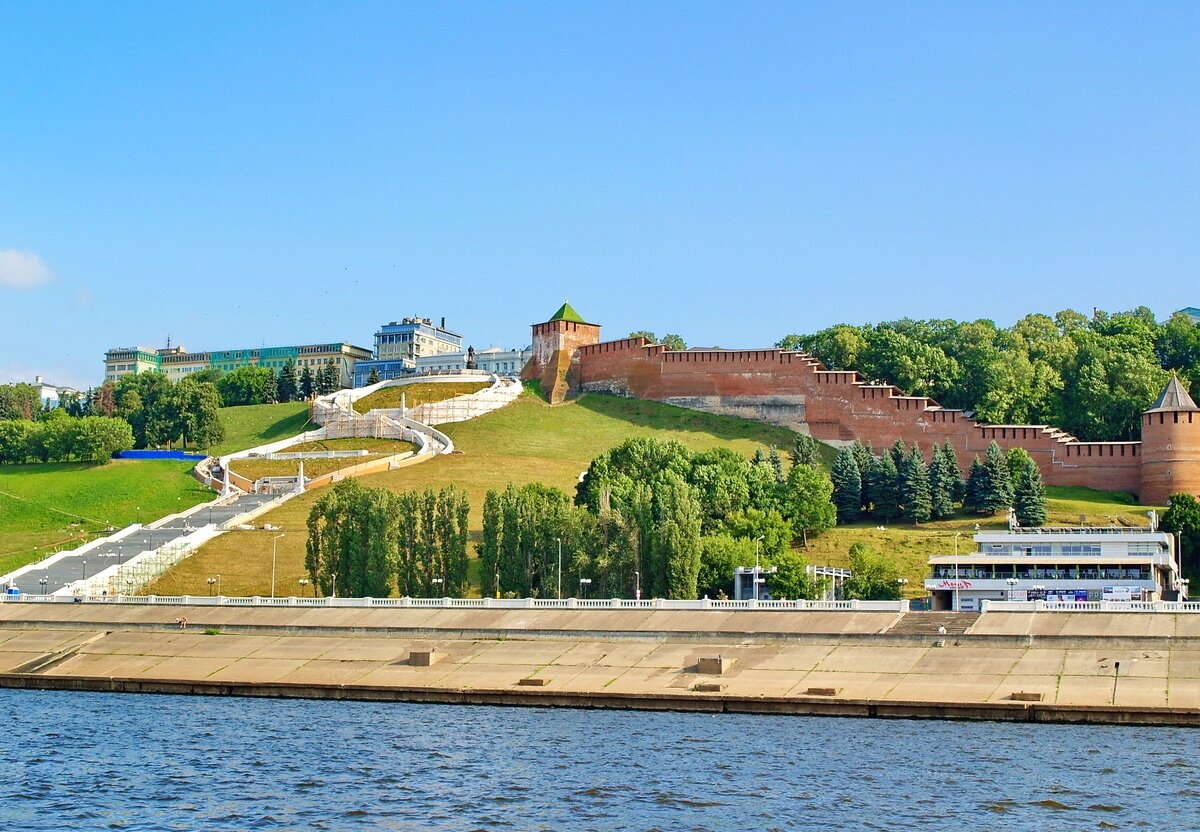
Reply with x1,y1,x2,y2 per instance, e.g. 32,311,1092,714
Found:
548,302,588,324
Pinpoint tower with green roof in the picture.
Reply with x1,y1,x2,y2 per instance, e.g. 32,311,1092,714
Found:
522,302,602,403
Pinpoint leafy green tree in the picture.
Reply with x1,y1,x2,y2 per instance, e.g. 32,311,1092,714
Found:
830,448,862,523
900,446,932,524
277,358,298,403
697,533,750,599
0,420,35,463
789,434,820,467
478,490,502,597
651,471,703,598
216,365,277,407
660,334,687,351
981,441,1014,514
68,416,135,462
719,508,793,561
628,330,657,343
842,543,903,600
765,549,818,600
687,447,752,531
0,383,41,421
1161,494,1200,581
780,463,836,546
166,379,224,449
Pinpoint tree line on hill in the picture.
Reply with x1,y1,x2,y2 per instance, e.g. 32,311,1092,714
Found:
830,439,1047,527
777,307,1198,441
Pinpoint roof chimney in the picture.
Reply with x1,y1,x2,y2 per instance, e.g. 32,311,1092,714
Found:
441,317,446,330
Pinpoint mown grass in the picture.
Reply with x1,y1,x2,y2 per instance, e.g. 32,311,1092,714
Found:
352,381,491,414
208,402,315,456
229,438,417,481
147,391,808,596
0,460,212,576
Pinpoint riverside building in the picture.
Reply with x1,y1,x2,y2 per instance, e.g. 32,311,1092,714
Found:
925,522,1186,611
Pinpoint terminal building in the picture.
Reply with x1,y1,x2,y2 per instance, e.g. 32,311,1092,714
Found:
104,341,372,389
925,522,1186,611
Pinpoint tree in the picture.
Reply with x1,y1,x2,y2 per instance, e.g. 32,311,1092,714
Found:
216,366,277,407
697,534,750,599
0,420,35,463
765,549,818,600
1012,456,1048,527
277,358,298,403
965,456,988,513
867,453,902,522
367,366,381,385
980,441,1014,514
316,360,340,395
842,543,903,600
628,330,657,343
479,490,502,598
830,448,862,524
299,366,315,399
164,379,224,449
780,464,836,546
0,383,41,421
68,416,135,462
939,442,967,505
1162,493,1200,580
900,446,932,524
789,434,820,468
660,334,687,351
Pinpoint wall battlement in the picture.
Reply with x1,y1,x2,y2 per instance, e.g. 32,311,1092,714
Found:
527,309,1200,505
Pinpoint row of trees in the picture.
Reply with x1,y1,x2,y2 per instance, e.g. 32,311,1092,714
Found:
305,479,470,598
474,438,838,601
830,439,1048,527
97,373,225,450
0,412,134,463
778,307,1196,441
215,359,340,406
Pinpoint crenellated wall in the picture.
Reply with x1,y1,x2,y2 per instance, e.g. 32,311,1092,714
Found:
575,338,1151,497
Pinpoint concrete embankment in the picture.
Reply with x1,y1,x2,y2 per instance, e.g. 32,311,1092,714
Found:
1,605,1198,727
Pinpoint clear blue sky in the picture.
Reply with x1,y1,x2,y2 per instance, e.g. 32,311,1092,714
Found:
2,2,1198,388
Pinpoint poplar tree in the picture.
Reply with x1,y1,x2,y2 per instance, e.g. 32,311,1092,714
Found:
831,448,862,524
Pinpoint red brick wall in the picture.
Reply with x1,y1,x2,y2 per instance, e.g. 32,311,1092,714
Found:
576,339,1151,497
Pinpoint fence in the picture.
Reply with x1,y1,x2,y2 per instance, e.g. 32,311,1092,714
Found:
982,599,1200,613
0,594,910,611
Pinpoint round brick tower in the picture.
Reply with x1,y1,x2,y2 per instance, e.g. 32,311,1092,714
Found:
1140,375,1200,505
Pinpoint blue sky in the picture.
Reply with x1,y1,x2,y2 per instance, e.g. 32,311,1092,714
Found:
2,2,1198,388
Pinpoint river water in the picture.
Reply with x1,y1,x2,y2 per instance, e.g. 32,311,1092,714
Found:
1,689,1196,830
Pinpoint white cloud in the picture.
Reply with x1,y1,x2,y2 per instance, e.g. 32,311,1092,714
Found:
0,249,52,289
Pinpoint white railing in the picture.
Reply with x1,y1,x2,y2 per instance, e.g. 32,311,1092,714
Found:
0,594,910,611
981,599,1200,613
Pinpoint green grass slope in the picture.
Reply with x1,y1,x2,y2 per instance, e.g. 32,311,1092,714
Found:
0,460,212,576
208,402,314,456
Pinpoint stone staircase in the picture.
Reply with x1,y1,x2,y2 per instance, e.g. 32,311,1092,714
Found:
886,612,980,637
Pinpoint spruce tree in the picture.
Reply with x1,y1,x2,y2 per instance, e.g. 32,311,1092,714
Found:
870,453,902,522
928,443,955,520
830,448,862,524
889,439,907,469
965,456,988,513
851,441,874,513
367,366,381,385
299,366,314,398
940,442,967,505
901,447,932,524
768,447,784,482
277,358,298,402
982,441,1014,514
1013,458,1048,527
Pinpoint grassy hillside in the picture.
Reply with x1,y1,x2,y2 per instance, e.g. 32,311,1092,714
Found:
208,402,314,456
229,437,418,481
0,460,212,577
146,391,1156,598
146,391,807,596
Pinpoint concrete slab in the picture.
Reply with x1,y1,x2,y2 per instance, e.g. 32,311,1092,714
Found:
45,652,166,678
0,630,94,653
134,655,233,681
1168,651,1200,678
279,660,378,685
634,643,731,669
884,674,1007,703
248,637,351,660
793,671,897,700
208,658,312,683
1167,678,1200,708
434,662,543,690
0,652,48,672
817,645,927,674
754,644,837,672
992,675,1060,703
177,635,281,659
1009,649,1064,676
471,640,575,666
910,647,1021,676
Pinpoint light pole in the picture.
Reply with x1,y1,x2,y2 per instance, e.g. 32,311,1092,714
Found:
953,531,963,612
81,560,86,580
896,577,909,598
117,542,123,566
39,577,48,595
634,570,641,601
270,533,285,598
557,537,562,600
432,577,444,596
331,572,338,599
754,536,765,601
579,577,591,599
299,578,312,597
206,576,217,596
1006,576,1018,601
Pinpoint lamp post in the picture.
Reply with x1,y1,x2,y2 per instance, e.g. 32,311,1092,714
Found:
953,531,963,612
81,560,86,580
38,577,47,595
330,572,338,599
556,537,562,601
432,577,444,596
896,577,909,598
579,577,591,599
1006,576,1018,601
754,536,765,602
299,578,312,596
117,542,123,566
634,570,641,601
270,533,285,598
206,576,217,596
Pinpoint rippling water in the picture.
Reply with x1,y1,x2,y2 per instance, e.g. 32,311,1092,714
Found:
2,689,1197,830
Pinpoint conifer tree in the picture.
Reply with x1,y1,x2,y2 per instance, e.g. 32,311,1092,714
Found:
928,443,956,520
901,446,932,524
939,442,967,505
981,441,1014,514
851,441,874,512
1013,458,1048,527
277,358,298,402
367,366,381,385
869,453,902,522
965,456,988,513
299,366,314,399
831,448,862,524
889,439,907,469
768,447,784,482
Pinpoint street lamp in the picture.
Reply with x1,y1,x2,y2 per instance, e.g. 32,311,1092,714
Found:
206,576,217,596
299,578,312,597
270,533,286,598
754,536,765,602
432,577,444,596
579,577,592,599
39,577,48,595
330,572,338,599
556,538,562,600
896,577,909,598
1006,576,1019,601
953,531,963,612
634,570,641,601
117,542,123,566
81,560,86,580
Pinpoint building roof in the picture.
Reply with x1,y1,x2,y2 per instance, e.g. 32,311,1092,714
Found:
1146,375,1200,413
1177,306,1200,320
547,302,589,324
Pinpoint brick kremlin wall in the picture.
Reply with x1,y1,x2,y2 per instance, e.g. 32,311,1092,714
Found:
577,338,1144,494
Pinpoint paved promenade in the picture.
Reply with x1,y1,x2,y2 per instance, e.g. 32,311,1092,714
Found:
1,607,1198,725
